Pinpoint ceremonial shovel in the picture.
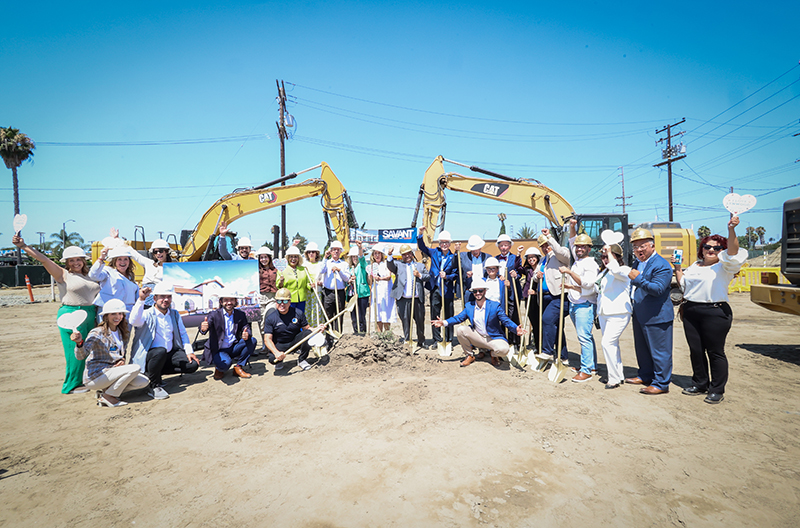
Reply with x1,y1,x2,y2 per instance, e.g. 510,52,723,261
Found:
533,277,551,372
548,273,570,383
282,297,356,360
437,273,452,357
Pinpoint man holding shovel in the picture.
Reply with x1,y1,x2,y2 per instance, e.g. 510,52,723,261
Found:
417,228,458,351
387,244,429,350
432,278,527,367
263,288,326,372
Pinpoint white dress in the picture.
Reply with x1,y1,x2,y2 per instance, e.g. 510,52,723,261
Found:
370,261,396,323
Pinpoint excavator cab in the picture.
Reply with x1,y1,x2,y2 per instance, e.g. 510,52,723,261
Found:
572,214,632,266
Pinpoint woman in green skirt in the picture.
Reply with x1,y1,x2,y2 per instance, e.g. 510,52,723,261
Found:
13,235,100,394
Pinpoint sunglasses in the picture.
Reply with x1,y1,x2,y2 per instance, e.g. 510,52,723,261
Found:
702,244,723,252
276,300,290,305
153,249,167,254
472,289,487,293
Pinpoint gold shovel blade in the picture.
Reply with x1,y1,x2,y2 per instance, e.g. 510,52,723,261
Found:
437,341,451,357
548,359,570,383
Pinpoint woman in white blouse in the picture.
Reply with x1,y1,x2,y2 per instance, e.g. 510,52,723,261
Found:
673,216,747,405
89,246,140,316
595,243,632,389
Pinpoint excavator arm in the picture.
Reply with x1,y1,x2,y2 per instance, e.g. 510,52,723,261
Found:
180,162,354,261
415,155,575,246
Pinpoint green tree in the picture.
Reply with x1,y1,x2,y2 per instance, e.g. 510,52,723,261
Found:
49,229,87,261
697,225,711,239
1,127,36,264
756,226,766,245
515,223,536,239
745,226,758,248
498,213,507,236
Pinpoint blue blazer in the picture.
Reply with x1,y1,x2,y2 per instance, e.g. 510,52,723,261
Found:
445,299,518,342
630,253,674,325
417,238,458,297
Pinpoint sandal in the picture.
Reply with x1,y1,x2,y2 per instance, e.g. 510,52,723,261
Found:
97,394,128,408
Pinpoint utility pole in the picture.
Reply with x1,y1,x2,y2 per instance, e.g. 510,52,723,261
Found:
615,166,632,214
654,118,687,222
276,80,288,258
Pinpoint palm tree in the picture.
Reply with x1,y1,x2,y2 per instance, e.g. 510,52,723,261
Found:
498,213,507,236
697,225,711,239
0,127,36,264
756,226,766,245
515,223,537,239
49,229,87,261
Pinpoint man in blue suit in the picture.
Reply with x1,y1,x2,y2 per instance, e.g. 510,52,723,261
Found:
418,228,458,348
625,228,674,394
432,278,527,367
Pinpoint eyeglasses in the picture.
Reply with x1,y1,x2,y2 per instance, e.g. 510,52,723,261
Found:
632,243,651,250
702,244,723,252
276,300,290,305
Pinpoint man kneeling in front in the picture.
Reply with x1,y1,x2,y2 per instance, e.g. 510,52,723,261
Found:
200,290,257,380
432,278,527,367
263,288,325,372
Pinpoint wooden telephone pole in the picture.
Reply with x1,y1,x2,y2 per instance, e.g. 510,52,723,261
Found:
276,80,288,257
654,118,686,221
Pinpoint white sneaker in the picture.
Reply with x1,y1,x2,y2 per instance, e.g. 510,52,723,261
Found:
298,360,312,371
274,362,284,370
148,386,169,400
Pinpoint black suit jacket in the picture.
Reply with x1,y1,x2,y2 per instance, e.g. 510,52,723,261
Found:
202,308,252,359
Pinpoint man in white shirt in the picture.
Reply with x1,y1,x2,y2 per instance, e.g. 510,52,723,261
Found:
559,219,599,383
130,283,200,399
317,241,351,343
387,244,430,349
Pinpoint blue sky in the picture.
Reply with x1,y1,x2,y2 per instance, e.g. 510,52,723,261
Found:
3,1,798,250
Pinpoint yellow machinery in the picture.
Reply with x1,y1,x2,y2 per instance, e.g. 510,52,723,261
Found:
415,156,575,247
413,156,695,268
180,162,355,261
91,162,356,268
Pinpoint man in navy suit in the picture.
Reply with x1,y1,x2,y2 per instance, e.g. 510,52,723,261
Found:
200,291,257,380
432,278,527,367
418,228,458,348
625,228,674,394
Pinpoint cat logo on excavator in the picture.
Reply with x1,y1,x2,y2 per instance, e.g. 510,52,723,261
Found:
258,192,277,204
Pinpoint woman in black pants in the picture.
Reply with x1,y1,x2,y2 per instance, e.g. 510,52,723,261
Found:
672,216,747,404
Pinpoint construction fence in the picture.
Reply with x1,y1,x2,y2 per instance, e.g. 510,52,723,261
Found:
728,266,790,294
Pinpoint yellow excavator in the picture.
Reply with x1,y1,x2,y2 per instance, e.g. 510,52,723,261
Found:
179,161,355,261
413,155,694,267
92,162,356,270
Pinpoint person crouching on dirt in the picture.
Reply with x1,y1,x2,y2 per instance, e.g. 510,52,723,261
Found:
72,299,149,407
432,278,527,367
200,291,257,380
263,288,325,372
346,241,370,334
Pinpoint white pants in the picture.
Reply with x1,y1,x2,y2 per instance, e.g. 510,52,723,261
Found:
84,364,149,398
598,313,630,385
455,325,510,358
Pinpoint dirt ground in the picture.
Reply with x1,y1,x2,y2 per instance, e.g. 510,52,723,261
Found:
1,287,799,527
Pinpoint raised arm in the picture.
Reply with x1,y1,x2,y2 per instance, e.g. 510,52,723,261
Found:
12,235,66,283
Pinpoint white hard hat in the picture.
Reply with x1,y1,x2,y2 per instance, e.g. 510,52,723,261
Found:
99,298,129,316
305,242,319,253
61,246,88,262
152,282,174,296
371,243,386,255
236,237,252,249
496,234,512,245
471,278,488,291
255,246,273,257
524,246,543,258
348,247,359,257
436,230,452,242
217,288,238,299
484,257,500,268
150,239,170,251
466,235,485,251
108,246,131,260
286,246,301,256
330,241,344,250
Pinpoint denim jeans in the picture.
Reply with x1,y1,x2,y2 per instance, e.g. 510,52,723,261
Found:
212,337,257,372
569,301,598,374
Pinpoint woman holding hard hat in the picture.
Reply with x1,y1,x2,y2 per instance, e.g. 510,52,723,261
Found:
71,299,149,407
12,234,100,394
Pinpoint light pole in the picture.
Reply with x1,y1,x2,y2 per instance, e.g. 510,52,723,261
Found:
63,219,75,251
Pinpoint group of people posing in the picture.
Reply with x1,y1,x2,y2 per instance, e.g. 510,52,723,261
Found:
11,213,746,407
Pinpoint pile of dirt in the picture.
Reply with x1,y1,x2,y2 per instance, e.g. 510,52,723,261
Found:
328,333,444,372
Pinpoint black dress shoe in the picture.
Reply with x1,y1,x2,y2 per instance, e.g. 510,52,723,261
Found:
704,393,724,404
605,383,621,390
682,386,707,396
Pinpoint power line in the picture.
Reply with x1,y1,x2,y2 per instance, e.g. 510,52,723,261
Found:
38,134,270,147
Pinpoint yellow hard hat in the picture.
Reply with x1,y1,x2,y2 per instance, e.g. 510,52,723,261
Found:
630,227,654,243
574,233,593,246
275,288,292,301
399,244,413,255
537,234,549,246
